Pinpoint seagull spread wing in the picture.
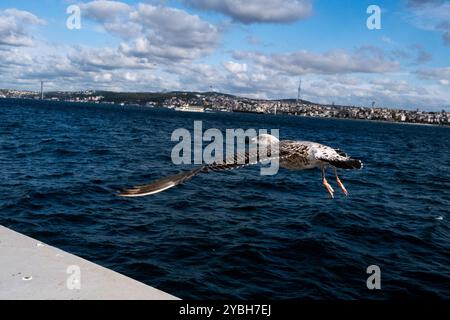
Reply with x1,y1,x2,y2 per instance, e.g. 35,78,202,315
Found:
118,138,363,198
118,148,277,197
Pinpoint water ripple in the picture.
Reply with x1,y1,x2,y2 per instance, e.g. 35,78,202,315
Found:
0,99,449,299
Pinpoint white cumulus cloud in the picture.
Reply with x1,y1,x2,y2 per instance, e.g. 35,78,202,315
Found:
184,0,312,24
0,9,45,47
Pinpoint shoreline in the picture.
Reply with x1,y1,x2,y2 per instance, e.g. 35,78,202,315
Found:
1,97,449,127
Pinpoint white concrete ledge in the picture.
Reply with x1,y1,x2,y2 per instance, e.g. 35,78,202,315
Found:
0,226,179,300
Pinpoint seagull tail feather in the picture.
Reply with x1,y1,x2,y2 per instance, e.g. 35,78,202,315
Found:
328,158,363,170
118,167,204,197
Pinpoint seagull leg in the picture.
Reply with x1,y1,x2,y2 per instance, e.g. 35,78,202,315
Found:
334,167,349,196
322,166,334,199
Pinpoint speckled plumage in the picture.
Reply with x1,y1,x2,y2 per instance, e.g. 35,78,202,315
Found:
279,140,363,170
118,135,363,197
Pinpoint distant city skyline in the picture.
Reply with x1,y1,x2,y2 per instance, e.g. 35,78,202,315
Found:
0,0,449,110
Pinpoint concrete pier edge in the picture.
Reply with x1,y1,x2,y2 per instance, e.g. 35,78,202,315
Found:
0,225,179,300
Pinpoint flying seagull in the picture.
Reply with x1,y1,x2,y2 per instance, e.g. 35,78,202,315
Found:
118,134,363,199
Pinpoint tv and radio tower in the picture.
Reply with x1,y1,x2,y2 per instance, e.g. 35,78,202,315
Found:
40,81,44,100
297,78,302,103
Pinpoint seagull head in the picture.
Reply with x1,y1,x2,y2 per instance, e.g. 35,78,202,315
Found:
250,134,280,146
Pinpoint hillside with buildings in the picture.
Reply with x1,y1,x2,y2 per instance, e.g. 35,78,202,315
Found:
1,88,448,125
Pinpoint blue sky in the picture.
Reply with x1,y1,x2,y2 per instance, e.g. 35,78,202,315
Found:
0,0,449,110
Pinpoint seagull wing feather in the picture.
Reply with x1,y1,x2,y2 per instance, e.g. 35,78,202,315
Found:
118,148,278,197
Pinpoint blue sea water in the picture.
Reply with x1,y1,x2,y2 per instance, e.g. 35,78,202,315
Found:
0,98,449,299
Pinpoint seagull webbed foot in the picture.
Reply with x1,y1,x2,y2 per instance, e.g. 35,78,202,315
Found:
334,167,349,196
322,177,335,199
